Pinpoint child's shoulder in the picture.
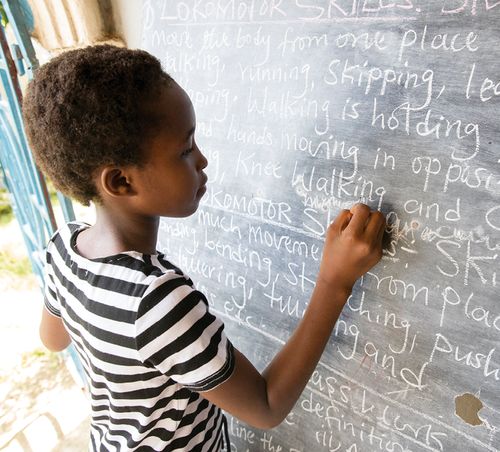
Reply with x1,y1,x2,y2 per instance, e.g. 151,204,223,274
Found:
46,221,190,284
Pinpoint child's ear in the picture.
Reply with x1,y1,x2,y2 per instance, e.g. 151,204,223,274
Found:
99,166,136,198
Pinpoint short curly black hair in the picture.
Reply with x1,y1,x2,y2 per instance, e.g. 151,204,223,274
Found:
22,44,173,205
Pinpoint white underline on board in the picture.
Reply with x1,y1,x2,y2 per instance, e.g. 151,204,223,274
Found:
213,308,500,452
159,17,418,25
200,203,323,241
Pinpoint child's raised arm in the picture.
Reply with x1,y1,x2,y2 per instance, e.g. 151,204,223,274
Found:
200,203,385,429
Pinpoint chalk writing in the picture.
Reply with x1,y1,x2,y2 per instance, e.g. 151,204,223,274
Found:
144,2,500,450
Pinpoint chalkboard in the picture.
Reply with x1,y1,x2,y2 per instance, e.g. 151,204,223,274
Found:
140,1,500,451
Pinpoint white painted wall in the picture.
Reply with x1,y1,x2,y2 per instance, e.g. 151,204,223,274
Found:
110,0,143,49
26,0,143,53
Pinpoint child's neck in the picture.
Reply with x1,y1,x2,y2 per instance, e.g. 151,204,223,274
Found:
77,204,160,259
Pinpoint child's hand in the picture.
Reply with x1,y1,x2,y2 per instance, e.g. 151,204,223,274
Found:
318,204,386,293
202,204,386,429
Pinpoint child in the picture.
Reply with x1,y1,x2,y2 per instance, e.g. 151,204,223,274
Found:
22,45,385,451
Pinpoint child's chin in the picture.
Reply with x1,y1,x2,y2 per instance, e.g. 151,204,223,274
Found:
172,204,200,218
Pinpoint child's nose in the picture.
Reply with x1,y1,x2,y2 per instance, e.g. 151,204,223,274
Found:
198,148,208,170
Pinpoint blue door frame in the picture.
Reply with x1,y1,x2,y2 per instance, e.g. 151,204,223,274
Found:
0,0,86,387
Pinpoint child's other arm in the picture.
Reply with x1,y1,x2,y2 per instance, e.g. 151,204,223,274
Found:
40,308,71,351
201,204,385,429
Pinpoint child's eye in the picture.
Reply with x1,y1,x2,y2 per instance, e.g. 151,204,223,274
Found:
181,147,194,157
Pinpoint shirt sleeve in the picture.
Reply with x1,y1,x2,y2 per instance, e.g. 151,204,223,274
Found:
134,273,235,391
43,246,61,318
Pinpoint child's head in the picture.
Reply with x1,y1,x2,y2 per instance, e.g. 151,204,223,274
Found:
22,44,176,207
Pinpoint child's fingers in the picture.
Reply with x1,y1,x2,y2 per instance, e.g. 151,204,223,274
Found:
347,203,371,234
377,218,386,243
332,209,352,233
365,210,385,240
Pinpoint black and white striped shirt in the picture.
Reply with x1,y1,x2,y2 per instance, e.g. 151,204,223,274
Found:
43,221,235,451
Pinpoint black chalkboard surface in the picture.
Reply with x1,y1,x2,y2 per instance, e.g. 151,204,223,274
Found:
141,1,500,450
